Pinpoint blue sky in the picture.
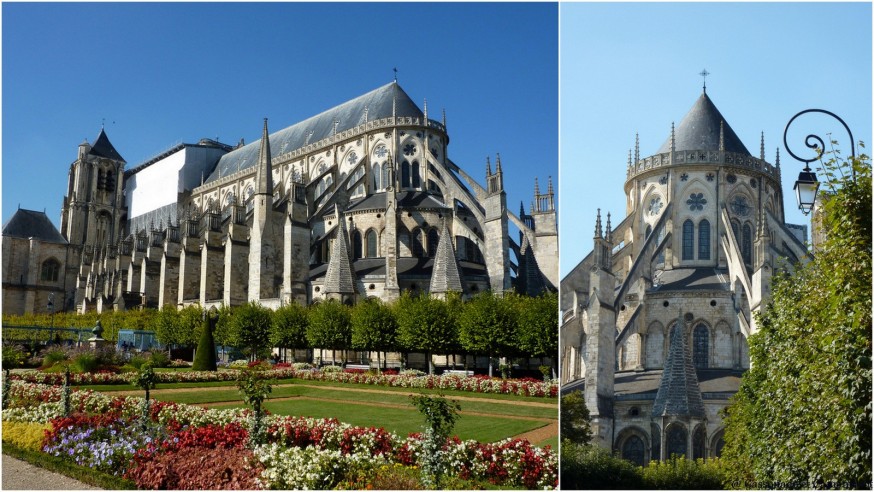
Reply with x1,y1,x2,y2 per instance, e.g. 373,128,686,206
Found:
2,2,558,240
560,2,872,277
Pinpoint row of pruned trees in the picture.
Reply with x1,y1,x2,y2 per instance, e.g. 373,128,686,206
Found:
154,292,558,376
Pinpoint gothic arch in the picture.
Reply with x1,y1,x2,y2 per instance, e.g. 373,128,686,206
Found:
664,422,689,459
352,229,363,260
692,424,707,460
411,228,425,257
40,258,61,282
615,426,649,467
692,321,711,369
427,228,439,257
710,429,726,458
644,321,664,369
365,229,378,258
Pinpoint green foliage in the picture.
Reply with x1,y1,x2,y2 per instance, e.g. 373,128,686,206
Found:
2,343,26,369
148,350,170,368
213,304,234,348
306,300,352,352
457,291,516,375
409,393,461,441
272,303,310,350
514,292,559,359
230,302,274,361
639,456,727,489
560,391,591,444
721,149,872,489
71,352,99,373
152,305,184,348
395,294,458,373
237,362,273,447
191,311,218,371
134,364,157,392
351,298,397,354
560,441,643,489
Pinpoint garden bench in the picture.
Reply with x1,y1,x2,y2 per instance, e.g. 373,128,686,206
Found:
445,369,475,376
345,363,371,371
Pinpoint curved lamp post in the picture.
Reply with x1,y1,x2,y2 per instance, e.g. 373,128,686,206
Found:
783,109,855,215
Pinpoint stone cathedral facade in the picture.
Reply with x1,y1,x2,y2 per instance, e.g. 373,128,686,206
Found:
3,81,556,316
559,89,810,464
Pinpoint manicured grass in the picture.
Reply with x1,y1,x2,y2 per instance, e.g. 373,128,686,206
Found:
207,399,546,443
154,386,557,420
83,377,555,403
538,435,559,450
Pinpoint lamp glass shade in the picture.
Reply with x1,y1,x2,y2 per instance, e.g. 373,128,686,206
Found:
793,170,819,214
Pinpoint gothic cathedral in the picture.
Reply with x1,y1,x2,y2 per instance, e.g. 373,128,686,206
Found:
559,89,810,464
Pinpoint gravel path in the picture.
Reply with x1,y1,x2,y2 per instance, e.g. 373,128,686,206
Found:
2,453,98,490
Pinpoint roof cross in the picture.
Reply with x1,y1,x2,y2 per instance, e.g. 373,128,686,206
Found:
393,67,398,83
700,69,710,93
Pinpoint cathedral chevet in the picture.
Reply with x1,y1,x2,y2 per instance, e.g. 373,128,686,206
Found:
559,88,811,465
3,81,556,316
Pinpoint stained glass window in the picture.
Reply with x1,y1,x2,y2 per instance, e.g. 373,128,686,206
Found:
622,436,646,467
682,220,694,260
666,425,688,458
742,223,752,264
427,228,439,257
366,230,378,258
352,231,363,260
698,219,710,260
693,324,709,369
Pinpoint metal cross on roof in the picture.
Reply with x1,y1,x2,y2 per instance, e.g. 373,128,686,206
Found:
700,69,710,93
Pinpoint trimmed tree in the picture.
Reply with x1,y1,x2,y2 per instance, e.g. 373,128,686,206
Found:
457,291,517,377
230,302,273,362
514,292,559,378
191,311,218,371
721,149,871,489
271,303,310,363
351,298,398,371
306,300,352,365
395,294,457,375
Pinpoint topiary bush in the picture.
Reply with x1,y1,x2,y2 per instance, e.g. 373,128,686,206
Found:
191,313,217,372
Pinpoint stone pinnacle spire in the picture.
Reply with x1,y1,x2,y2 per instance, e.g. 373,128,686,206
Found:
760,131,765,160
256,118,273,195
429,220,463,295
323,214,356,296
486,156,492,177
595,208,602,238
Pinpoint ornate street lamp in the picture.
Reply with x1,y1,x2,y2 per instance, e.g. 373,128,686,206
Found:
783,109,855,215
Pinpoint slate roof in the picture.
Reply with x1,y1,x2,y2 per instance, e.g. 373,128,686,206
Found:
615,369,743,400
89,129,125,162
2,209,68,244
323,214,356,295
652,323,706,418
656,92,751,156
429,220,463,293
206,82,424,184
652,268,730,292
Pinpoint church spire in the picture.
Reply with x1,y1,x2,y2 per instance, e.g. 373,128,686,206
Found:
605,212,612,243
760,132,765,160
256,118,273,195
486,156,492,177
323,214,356,297
594,208,603,238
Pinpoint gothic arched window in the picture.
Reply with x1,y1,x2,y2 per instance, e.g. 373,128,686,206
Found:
693,426,707,460
682,219,694,260
622,435,646,467
372,162,382,190
365,229,378,258
742,223,752,264
40,259,60,282
401,161,411,188
645,224,652,240
427,228,439,257
412,228,425,257
693,324,709,369
731,219,740,244
352,230,363,260
698,219,711,260
412,161,421,188
666,425,688,458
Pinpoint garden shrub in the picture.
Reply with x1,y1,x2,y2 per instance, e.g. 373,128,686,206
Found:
148,351,170,368
72,352,99,373
1,420,50,451
41,347,70,367
321,364,342,373
559,440,643,489
127,354,149,370
2,343,26,369
639,456,726,489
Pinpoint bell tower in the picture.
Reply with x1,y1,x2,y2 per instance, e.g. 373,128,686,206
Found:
60,128,127,250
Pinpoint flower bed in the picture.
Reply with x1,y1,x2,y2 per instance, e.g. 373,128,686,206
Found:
3,381,557,489
11,368,558,397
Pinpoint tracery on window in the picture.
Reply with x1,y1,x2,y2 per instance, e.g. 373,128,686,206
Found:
693,324,709,369
698,219,711,260
41,259,60,282
682,220,694,260
622,435,646,467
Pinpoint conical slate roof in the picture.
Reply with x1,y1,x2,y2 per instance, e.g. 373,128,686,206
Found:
2,209,67,244
656,92,750,156
652,321,706,418
89,129,125,162
206,82,424,184
429,221,463,294
323,215,356,295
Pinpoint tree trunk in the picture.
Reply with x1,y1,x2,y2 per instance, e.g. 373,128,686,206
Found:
488,352,494,378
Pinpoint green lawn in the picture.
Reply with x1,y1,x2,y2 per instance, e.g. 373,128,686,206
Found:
206,399,545,443
152,385,557,420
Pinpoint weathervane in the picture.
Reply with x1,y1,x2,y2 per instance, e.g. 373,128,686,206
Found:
700,69,710,93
